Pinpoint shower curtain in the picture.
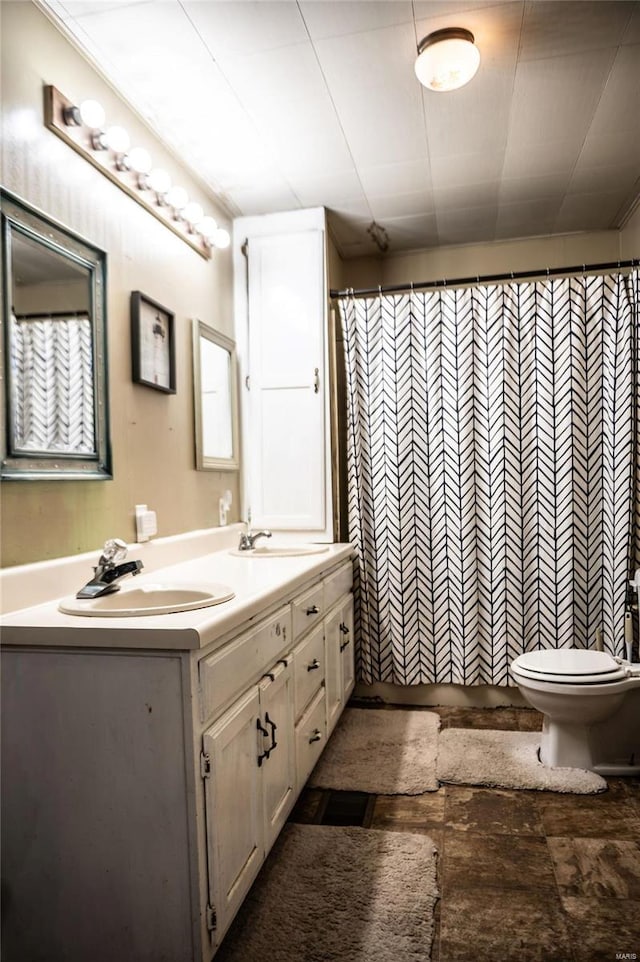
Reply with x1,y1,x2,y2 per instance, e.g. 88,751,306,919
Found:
341,269,639,686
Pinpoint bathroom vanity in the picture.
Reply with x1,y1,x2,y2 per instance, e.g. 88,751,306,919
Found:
1,537,354,962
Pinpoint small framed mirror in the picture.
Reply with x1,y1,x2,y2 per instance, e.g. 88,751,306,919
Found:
192,319,239,471
0,190,111,480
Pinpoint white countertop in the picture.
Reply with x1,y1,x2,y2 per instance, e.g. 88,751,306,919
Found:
0,542,354,652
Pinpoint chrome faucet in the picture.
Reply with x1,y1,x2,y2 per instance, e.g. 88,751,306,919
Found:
237,527,272,552
76,538,144,599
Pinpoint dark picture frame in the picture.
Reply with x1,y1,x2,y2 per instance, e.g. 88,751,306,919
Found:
130,291,176,394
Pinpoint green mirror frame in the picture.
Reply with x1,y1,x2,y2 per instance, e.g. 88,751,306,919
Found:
0,189,111,480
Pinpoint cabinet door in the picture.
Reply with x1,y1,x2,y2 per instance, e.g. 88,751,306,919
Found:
259,659,296,852
324,603,343,736
339,595,355,703
203,687,263,939
246,229,327,530
325,594,355,736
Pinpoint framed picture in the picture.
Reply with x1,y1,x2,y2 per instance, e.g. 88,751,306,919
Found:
130,291,176,393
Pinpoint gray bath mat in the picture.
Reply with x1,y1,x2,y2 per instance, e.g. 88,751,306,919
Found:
309,708,440,794
437,728,607,794
215,823,438,962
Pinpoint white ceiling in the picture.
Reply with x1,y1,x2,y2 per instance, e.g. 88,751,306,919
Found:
42,0,640,258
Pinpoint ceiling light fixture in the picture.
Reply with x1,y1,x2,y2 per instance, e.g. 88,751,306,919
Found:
414,27,480,92
44,85,230,258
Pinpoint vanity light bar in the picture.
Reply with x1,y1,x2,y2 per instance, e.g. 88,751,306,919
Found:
43,85,230,260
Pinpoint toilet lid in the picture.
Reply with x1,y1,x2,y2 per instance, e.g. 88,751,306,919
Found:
512,649,628,684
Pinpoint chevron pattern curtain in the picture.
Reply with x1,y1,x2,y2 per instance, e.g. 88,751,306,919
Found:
10,314,96,454
342,270,640,686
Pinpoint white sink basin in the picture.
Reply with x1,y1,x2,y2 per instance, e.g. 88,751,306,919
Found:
229,545,330,559
58,583,235,617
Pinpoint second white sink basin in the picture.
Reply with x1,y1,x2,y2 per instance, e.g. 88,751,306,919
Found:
230,545,330,558
59,583,235,617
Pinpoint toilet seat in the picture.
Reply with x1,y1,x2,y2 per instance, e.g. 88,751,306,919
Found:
512,649,628,685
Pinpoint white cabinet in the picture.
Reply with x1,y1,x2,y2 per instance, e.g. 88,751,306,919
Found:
233,208,334,540
1,553,353,962
202,657,295,939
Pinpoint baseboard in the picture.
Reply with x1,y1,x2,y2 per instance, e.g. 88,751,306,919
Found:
353,681,528,708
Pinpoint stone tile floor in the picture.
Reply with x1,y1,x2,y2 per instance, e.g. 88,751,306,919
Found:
289,705,640,962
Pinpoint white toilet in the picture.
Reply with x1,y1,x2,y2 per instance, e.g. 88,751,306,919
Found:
511,648,640,776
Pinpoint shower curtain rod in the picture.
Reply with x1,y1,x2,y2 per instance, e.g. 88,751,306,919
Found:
329,258,639,299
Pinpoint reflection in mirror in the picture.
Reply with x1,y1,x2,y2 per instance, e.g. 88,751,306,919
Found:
1,191,110,479
192,319,239,471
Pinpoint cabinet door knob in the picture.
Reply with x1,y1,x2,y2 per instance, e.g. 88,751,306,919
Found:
339,623,349,634
313,368,320,393
308,729,322,744
306,605,319,616
340,638,350,652
307,658,320,672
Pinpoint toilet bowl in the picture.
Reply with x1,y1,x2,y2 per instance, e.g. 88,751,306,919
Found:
511,648,640,776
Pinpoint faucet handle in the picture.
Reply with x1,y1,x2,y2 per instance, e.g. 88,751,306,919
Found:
99,538,128,566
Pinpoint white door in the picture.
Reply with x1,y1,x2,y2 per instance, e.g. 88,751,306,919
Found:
246,229,326,530
258,658,296,852
203,686,264,939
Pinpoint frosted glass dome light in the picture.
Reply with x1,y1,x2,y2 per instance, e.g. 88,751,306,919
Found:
128,147,152,175
414,28,480,92
198,216,218,240
105,125,130,154
79,99,106,128
183,202,204,228
165,186,189,211
212,228,231,249
147,168,172,194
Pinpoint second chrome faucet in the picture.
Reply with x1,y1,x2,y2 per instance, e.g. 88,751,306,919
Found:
237,528,272,552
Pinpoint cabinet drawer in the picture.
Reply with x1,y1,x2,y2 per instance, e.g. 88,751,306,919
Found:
291,583,324,641
199,604,292,721
295,686,326,789
323,560,353,612
293,622,325,718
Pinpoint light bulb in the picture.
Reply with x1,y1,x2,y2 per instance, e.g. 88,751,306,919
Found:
104,125,130,154
79,99,106,129
128,147,152,175
183,202,204,227
213,228,231,249
198,216,218,239
147,168,172,194
165,186,188,211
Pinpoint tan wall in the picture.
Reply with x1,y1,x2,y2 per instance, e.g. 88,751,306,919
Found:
621,201,640,259
1,2,239,566
340,226,637,290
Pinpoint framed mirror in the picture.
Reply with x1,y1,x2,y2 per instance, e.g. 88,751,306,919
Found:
192,319,239,471
0,190,111,480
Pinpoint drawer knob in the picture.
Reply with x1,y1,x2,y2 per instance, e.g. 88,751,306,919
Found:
307,658,321,672
309,729,322,744
306,605,319,616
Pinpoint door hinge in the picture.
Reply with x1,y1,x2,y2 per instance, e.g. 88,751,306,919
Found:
206,903,217,932
200,751,211,779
